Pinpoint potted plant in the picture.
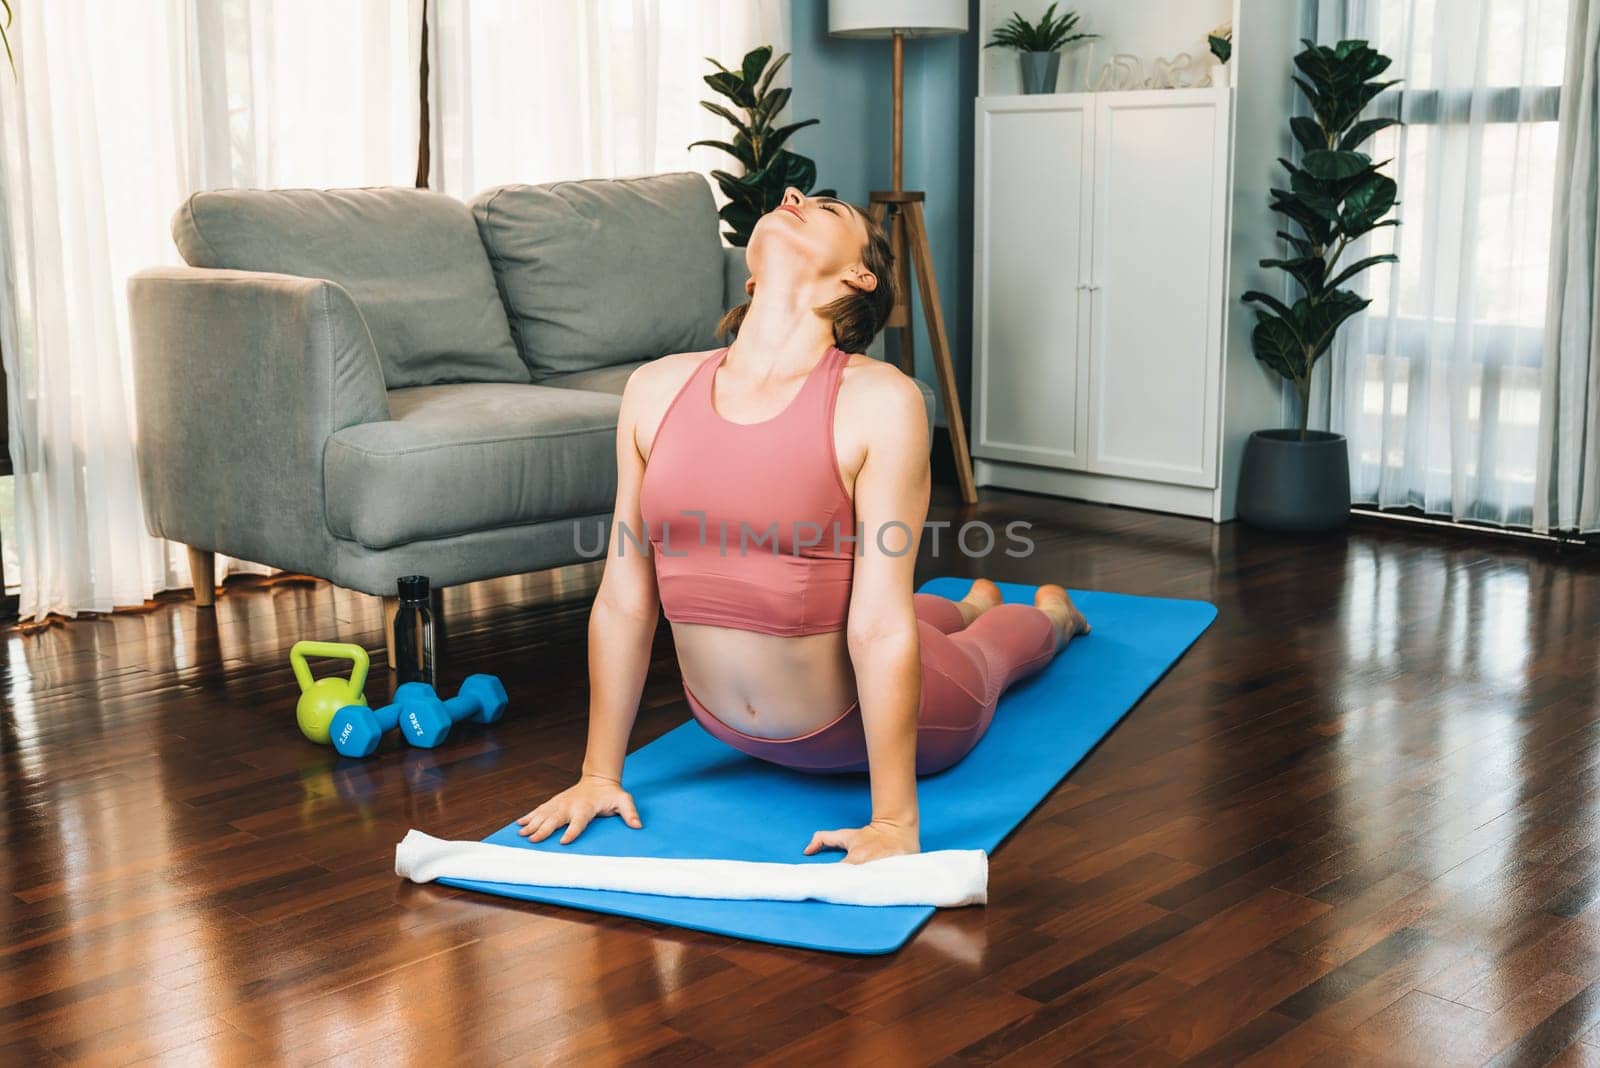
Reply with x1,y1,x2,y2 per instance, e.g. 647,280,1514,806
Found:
985,3,1096,95
690,45,835,248
1236,39,1401,533
1208,22,1233,87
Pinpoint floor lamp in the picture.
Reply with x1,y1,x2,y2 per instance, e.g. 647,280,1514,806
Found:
828,0,978,505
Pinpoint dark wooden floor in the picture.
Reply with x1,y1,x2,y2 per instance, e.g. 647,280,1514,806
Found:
6,491,1600,1065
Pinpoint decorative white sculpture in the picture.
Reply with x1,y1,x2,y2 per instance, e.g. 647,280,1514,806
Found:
1082,42,1217,91
1150,53,1200,89
1088,51,1146,91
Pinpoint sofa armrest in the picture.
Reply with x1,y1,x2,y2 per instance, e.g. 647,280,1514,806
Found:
126,267,390,564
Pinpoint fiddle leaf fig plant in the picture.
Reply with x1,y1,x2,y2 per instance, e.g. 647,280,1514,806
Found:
690,44,835,248
1242,39,1402,440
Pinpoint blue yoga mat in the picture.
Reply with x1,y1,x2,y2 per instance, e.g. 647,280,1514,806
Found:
441,579,1216,955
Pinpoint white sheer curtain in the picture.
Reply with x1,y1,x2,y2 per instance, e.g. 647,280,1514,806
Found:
427,0,789,192
1,0,783,621
0,0,419,621
1317,0,1572,527
199,1,424,189
1535,0,1600,533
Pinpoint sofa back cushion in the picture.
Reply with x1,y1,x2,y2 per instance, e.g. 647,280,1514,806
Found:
469,172,725,380
172,187,528,389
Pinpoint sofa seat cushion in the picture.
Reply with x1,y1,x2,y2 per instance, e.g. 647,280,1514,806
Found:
533,361,644,395
173,187,528,390
470,172,725,381
324,383,619,549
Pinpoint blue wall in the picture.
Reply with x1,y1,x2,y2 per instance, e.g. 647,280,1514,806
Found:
787,0,979,431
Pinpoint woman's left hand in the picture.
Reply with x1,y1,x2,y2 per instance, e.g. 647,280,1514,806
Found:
803,818,920,864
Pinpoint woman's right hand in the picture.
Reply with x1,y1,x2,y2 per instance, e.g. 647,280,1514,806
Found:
515,774,643,845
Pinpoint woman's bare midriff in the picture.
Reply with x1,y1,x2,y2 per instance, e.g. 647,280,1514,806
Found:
641,349,865,739
669,621,858,738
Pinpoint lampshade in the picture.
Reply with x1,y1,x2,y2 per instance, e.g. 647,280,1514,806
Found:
827,0,968,38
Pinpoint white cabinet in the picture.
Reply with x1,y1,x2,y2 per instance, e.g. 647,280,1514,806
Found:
972,96,1094,471
1087,91,1229,488
972,87,1238,518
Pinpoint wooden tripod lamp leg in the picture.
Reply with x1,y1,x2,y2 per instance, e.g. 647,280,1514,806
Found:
903,201,979,505
869,201,914,371
892,210,917,375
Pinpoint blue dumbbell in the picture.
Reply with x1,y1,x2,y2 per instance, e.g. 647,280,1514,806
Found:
330,682,438,758
400,674,509,749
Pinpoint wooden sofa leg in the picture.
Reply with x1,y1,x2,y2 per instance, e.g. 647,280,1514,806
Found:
187,547,216,607
382,595,399,670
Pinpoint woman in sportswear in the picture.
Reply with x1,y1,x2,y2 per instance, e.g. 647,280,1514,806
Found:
517,186,1090,863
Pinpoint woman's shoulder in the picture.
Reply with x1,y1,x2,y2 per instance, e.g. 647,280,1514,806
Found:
626,348,724,458
650,346,723,375
836,351,928,432
625,347,719,397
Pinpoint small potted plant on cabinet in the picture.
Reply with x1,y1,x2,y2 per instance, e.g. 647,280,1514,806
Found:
985,3,1096,94
1208,22,1233,86
1237,38,1401,533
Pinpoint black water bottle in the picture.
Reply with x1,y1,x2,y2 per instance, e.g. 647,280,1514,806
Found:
393,575,435,686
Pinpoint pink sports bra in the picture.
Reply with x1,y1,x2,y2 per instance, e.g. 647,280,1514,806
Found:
638,344,856,637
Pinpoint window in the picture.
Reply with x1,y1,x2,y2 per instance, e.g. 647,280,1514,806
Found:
1332,0,1571,526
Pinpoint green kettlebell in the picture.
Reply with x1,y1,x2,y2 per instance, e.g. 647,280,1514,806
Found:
290,641,371,745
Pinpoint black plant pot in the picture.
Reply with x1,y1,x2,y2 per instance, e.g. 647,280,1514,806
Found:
1236,429,1351,533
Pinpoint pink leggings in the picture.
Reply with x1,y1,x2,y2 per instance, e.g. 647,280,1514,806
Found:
683,592,1060,776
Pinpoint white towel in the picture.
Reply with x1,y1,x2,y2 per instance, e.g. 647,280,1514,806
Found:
394,829,988,908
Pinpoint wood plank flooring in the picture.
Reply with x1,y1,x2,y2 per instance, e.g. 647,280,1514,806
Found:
5,491,1600,1065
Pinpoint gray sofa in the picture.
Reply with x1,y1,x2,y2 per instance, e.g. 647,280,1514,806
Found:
127,171,934,654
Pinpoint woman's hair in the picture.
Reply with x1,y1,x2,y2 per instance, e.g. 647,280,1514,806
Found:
716,201,896,355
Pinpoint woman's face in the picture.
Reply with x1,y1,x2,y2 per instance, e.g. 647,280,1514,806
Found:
746,185,875,298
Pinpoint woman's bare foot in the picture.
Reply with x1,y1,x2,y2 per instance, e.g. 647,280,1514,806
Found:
957,577,1004,627
1035,583,1091,651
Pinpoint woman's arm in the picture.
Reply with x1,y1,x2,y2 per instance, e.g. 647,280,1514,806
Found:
518,360,667,844
580,362,667,781
805,366,932,863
